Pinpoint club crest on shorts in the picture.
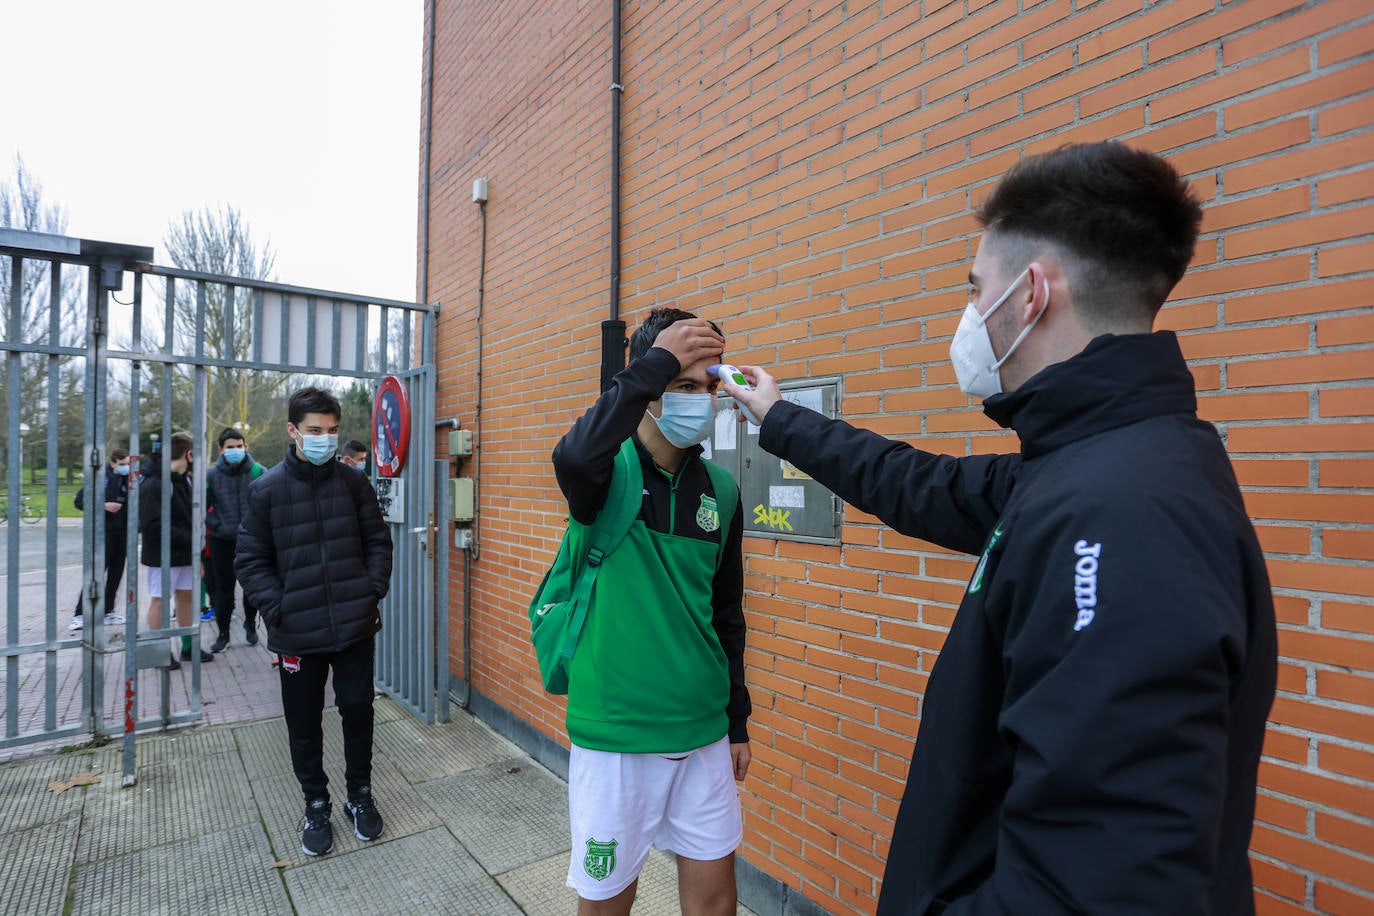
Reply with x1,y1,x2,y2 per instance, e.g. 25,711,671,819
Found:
695,494,720,532
583,837,617,881
281,655,301,674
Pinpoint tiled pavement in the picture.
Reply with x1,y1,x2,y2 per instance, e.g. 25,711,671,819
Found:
3,529,767,914
2,698,760,915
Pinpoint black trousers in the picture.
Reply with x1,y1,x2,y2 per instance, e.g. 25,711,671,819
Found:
207,535,256,635
73,531,127,617
279,637,375,804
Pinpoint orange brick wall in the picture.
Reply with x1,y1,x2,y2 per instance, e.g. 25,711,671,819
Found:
424,1,1374,913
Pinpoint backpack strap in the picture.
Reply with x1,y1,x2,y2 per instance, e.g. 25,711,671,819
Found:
701,458,738,567
559,437,642,660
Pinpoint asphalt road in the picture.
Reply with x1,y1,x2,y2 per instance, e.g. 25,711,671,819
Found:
0,523,86,576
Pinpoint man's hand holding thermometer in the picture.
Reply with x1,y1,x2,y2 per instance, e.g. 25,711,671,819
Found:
710,364,782,426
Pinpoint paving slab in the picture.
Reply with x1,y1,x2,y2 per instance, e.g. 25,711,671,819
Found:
283,827,523,916
77,750,258,864
0,748,100,834
69,823,290,916
253,754,441,862
416,755,571,875
5,818,80,916
373,709,520,783
497,847,759,916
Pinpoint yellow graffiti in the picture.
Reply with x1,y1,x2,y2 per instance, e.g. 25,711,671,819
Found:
753,504,793,532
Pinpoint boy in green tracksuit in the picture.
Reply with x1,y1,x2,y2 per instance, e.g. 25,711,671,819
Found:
551,307,750,916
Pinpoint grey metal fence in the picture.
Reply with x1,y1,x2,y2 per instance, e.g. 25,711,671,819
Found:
1,227,441,783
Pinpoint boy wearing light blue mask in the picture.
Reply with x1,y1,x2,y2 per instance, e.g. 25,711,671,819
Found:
551,307,752,915
235,386,393,859
205,427,265,652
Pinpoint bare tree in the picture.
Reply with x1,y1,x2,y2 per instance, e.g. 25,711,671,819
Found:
0,156,86,478
155,204,285,456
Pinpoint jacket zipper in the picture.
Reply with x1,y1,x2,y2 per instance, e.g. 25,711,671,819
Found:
311,467,339,647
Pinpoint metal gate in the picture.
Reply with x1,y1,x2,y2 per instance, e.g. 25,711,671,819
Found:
1,227,441,780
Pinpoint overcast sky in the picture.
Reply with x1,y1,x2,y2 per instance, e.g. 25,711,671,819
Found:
0,1,423,303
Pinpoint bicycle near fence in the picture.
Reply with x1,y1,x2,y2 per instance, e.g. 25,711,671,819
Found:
0,493,44,525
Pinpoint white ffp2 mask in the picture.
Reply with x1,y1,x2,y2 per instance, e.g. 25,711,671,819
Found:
949,267,1048,399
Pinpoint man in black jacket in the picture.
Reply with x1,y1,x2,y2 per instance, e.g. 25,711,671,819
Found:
235,386,393,858
205,427,265,652
140,431,213,668
70,446,131,631
722,142,1277,915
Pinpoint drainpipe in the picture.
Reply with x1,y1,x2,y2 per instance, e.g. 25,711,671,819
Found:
422,0,473,710
420,0,435,308
600,0,626,393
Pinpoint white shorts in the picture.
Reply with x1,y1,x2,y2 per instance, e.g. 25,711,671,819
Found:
145,565,193,597
566,736,742,901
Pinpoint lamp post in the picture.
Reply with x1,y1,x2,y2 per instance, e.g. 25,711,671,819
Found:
19,422,30,484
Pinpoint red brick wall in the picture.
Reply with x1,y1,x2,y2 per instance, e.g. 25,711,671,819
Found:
425,2,1374,913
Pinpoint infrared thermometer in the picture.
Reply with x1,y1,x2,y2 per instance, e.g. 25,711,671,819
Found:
709,364,762,425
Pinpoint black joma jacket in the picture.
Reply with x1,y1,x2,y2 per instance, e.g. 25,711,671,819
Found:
761,332,1276,916
235,446,393,655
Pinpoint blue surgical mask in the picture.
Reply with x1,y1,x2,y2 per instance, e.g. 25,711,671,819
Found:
652,393,717,448
223,447,246,465
113,464,130,476
294,432,338,466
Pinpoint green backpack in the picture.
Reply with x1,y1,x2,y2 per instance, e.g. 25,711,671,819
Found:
529,438,737,695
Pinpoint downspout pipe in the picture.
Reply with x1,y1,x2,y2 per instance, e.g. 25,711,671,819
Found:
420,0,435,308
599,0,626,393
422,0,473,710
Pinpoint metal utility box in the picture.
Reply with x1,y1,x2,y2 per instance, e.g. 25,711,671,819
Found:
704,378,843,545
449,477,475,522
448,429,474,456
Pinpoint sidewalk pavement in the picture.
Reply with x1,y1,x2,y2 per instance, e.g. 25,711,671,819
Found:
2,695,760,915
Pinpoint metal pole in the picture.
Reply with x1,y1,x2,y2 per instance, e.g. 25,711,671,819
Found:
42,261,62,734
122,269,144,786
4,254,23,740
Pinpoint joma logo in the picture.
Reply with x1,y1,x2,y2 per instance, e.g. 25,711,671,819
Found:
1072,539,1102,632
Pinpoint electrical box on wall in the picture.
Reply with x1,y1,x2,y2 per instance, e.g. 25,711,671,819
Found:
448,429,474,457
449,478,475,522
703,378,844,544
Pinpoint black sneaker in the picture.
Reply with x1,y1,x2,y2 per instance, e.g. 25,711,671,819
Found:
244,622,259,646
211,634,229,653
180,646,215,663
301,799,333,856
344,786,383,841
163,651,181,670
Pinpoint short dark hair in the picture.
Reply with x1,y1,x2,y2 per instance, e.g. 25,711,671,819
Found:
975,141,1202,328
627,307,723,363
169,431,193,461
344,439,367,458
218,427,245,447
109,446,129,463
288,386,342,425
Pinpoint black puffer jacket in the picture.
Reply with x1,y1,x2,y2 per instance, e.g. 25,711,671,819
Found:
234,446,393,654
138,463,193,567
205,452,261,541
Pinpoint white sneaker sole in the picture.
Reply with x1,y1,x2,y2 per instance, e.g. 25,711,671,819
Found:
301,840,333,857
345,805,383,841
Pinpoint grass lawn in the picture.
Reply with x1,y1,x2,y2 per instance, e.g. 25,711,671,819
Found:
12,472,85,519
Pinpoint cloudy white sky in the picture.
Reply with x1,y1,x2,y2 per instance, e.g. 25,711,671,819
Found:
0,1,423,302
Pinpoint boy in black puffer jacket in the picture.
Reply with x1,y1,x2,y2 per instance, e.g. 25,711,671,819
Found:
235,386,393,859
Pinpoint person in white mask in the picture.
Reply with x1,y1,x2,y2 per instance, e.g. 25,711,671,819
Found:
551,307,752,916
720,142,1276,916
